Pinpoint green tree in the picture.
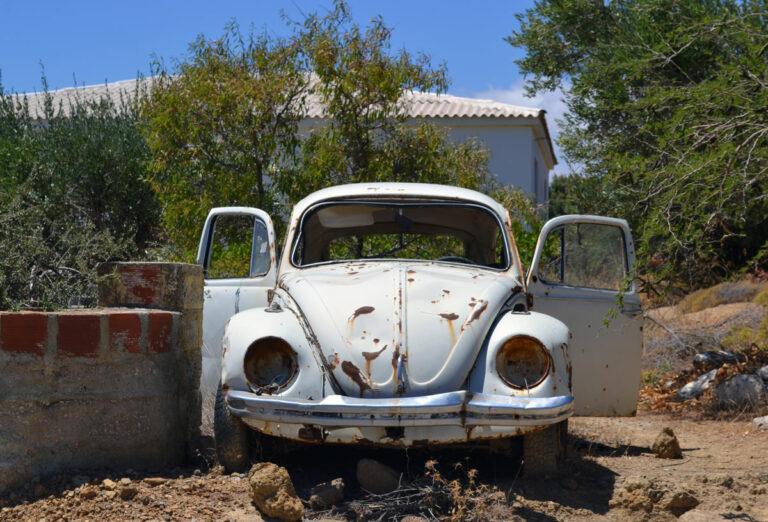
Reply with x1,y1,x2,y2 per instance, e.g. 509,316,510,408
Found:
510,0,768,295
0,79,154,309
142,23,310,253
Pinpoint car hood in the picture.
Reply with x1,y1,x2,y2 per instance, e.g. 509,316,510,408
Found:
278,262,518,398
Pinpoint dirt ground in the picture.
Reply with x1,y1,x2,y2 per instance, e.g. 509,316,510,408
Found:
2,410,767,522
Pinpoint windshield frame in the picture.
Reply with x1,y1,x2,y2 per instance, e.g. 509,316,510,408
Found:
289,198,512,272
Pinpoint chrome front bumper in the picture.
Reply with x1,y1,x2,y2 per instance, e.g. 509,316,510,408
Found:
226,390,573,428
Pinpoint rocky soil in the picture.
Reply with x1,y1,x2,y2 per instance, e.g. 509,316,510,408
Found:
1,412,767,521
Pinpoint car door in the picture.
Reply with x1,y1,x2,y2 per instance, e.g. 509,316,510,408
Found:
196,207,277,402
527,215,643,416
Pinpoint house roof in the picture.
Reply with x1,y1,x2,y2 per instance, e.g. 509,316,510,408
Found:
18,78,556,166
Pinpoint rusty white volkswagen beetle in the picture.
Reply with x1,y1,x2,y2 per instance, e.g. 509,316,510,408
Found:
197,183,643,474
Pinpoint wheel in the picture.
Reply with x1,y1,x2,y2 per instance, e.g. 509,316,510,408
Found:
523,420,568,477
214,383,252,473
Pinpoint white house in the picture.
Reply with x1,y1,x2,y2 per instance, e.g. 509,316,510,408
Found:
22,79,556,205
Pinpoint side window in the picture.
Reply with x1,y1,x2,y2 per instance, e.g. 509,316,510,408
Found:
538,223,627,291
207,215,270,279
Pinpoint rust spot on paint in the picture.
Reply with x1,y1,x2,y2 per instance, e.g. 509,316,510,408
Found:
442,289,450,294
373,338,380,344
349,306,375,321
362,345,388,376
407,278,415,283
391,344,401,393
463,300,488,329
341,360,371,397
439,313,459,321
348,271,358,276
407,269,416,274
328,352,340,370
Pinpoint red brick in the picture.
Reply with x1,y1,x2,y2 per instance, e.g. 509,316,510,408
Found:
148,312,173,353
58,313,101,358
119,265,161,306
0,313,48,356
108,312,142,353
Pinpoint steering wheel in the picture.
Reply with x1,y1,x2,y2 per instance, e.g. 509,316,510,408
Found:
437,255,475,265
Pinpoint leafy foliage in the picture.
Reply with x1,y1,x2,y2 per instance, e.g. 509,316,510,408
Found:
510,0,768,296
0,81,154,309
142,22,310,252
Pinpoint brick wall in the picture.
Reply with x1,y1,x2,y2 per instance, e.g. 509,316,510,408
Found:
0,263,203,493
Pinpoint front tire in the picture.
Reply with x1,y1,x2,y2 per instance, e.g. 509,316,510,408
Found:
214,384,251,473
523,420,568,477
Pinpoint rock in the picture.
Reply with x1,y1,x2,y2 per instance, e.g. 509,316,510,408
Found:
248,462,303,522
120,486,138,501
677,369,717,400
79,486,99,499
663,490,699,517
119,478,132,486
143,477,167,487
356,458,402,494
753,415,768,430
693,350,740,370
652,427,683,459
757,365,768,383
103,490,117,500
101,479,117,491
715,374,765,408
309,478,345,509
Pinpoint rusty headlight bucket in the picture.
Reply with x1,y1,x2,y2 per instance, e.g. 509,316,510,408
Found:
243,337,298,394
495,335,552,390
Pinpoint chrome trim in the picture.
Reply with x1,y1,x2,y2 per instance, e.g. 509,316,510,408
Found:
226,390,572,427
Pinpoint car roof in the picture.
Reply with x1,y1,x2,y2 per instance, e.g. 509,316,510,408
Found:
291,183,508,220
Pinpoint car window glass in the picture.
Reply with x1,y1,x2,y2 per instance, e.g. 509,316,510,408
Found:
538,223,627,290
207,215,270,279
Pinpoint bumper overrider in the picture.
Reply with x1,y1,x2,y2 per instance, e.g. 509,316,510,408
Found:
226,390,573,428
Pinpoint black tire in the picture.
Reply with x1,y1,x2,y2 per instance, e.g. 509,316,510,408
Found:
523,419,568,477
214,384,251,473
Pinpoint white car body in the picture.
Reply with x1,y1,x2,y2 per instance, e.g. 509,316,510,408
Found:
198,183,643,447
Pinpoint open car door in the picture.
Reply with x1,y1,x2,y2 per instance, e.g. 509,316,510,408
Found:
527,215,643,416
196,207,277,404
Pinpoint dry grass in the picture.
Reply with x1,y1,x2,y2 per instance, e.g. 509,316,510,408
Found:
677,280,768,313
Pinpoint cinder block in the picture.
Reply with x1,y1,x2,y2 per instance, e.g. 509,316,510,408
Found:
108,312,142,353
0,312,48,356
97,262,203,311
148,312,174,353
58,313,102,358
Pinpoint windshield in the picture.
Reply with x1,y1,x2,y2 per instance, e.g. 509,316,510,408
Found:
292,201,510,269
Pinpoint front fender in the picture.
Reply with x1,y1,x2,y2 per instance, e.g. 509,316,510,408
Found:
468,311,572,398
221,306,330,401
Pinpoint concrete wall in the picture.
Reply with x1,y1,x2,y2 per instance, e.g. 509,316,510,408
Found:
0,262,203,493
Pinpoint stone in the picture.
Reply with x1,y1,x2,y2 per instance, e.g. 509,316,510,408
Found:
693,350,740,370
715,374,765,408
143,477,167,487
753,415,768,430
677,369,717,400
248,462,303,522
120,486,138,501
119,478,132,486
663,490,699,517
757,365,768,383
652,427,683,459
101,479,117,491
356,458,402,494
103,490,117,500
79,486,99,499
309,478,345,509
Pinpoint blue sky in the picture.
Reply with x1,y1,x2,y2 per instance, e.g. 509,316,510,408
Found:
0,1,568,172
